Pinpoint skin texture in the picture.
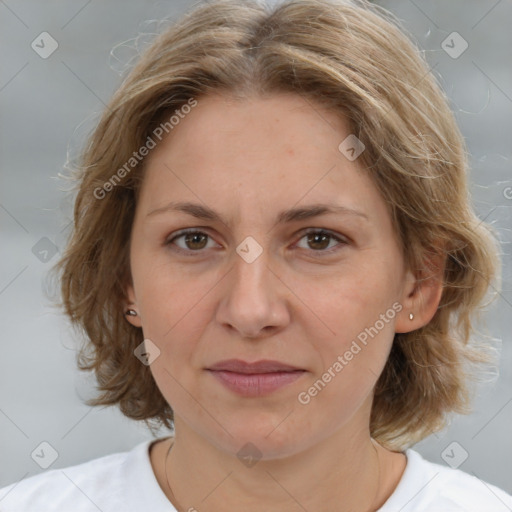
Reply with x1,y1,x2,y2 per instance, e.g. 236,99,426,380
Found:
125,92,444,512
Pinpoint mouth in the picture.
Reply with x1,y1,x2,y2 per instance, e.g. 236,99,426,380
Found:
206,359,306,396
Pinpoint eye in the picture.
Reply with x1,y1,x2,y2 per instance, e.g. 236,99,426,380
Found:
166,229,218,254
165,228,348,256
295,229,348,254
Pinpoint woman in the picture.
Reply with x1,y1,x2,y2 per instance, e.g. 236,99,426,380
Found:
1,0,510,510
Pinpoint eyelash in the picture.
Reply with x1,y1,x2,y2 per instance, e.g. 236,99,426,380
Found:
165,228,348,257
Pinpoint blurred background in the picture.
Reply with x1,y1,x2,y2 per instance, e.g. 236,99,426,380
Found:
1,0,511,496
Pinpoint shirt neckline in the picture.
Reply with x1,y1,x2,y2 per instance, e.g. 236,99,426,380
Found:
131,437,418,511
125,438,178,511
376,449,426,511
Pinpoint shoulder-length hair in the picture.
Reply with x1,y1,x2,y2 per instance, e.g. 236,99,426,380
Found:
51,0,501,449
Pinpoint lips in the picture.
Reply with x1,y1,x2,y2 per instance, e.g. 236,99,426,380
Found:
206,359,306,396
207,359,304,374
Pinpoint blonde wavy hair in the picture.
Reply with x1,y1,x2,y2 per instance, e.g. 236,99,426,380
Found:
50,0,502,450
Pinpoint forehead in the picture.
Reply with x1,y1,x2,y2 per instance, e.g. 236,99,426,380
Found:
146,92,347,171
137,92,388,227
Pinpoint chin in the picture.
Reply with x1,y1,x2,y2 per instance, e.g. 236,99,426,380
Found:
204,412,317,461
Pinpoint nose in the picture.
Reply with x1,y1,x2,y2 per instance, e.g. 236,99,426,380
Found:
215,246,290,339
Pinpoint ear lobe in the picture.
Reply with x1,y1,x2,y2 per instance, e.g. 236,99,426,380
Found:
124,310,142,328
395,250,446,334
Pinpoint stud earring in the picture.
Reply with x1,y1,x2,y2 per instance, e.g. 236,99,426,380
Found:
409,312,414,321
125,309,138,316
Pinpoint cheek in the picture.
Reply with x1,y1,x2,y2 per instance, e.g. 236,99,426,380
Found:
295,322,395,430
301,258,400,341
145,312,204,410
134,256,214,338
297,261,400,392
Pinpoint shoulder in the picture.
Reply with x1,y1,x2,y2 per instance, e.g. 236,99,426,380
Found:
0,440,155,512
380,449,512,512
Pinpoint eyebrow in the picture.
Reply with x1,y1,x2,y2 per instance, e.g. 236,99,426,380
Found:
146,201,369,224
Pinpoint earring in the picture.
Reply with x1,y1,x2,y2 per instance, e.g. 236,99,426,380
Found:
409,312,414,321
125,309,138,316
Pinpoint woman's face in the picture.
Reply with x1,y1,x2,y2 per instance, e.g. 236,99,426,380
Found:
126,92,417,458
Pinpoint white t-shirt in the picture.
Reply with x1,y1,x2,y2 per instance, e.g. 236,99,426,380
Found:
1,438,511,511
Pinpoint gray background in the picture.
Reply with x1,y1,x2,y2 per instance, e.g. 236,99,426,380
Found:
1,0,511,497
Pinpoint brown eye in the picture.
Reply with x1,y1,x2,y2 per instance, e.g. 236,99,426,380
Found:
166,228,347,257
166,230,215,253
182,232,209,250
296,229,347,254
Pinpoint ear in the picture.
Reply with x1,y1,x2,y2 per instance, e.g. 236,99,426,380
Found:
395,248,446,334
124,279,143,328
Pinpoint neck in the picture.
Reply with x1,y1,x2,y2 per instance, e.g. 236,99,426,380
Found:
159,419,396,512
